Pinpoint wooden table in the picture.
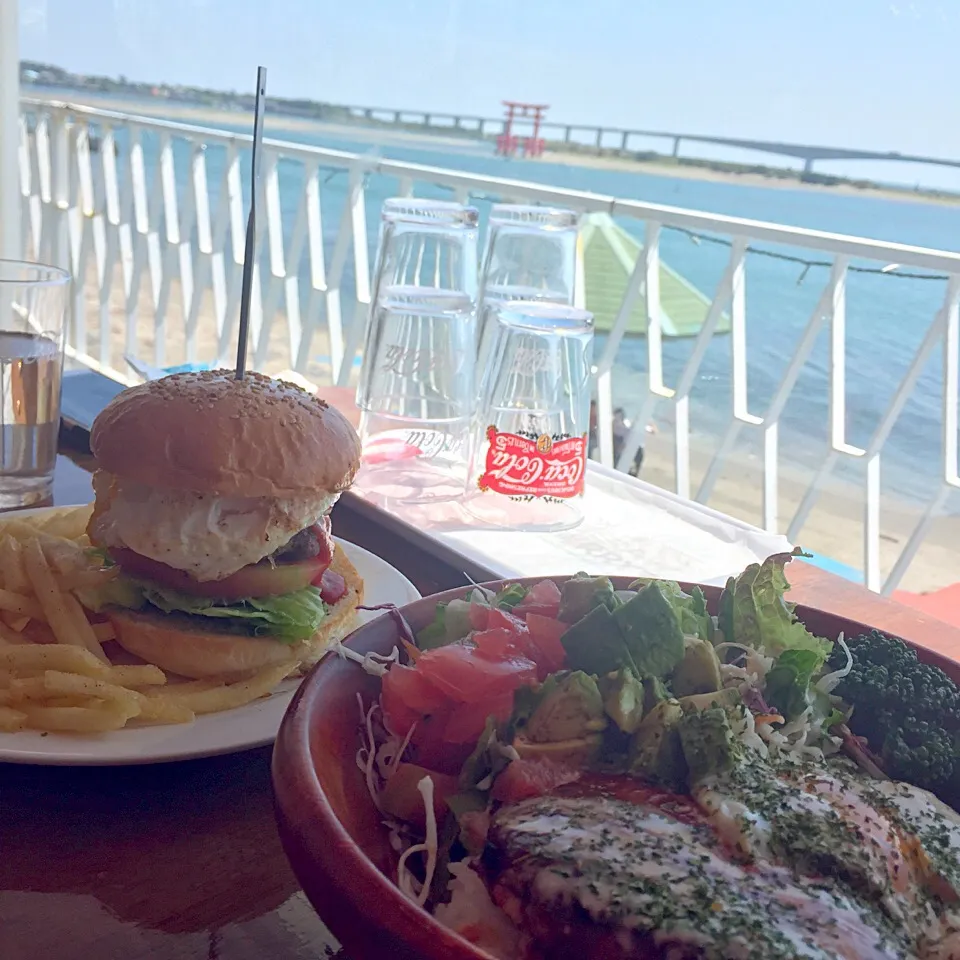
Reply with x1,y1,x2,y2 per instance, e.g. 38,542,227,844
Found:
3,448,960,960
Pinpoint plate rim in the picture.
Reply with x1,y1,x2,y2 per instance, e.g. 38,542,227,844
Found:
0,504,420,766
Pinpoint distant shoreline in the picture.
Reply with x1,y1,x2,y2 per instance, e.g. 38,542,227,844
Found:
538,148,960,208
24,88,960,209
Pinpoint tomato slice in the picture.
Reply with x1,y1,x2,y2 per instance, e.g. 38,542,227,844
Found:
471,627,522,662
381,664,449,737
441,691,515,744
409,710,468,775
514,580,562,620
316,569,347,603
111,547,329,600
486,607,527,632
490,757,581,804
469,600,492,631
525,613,568,676
416,644,538,704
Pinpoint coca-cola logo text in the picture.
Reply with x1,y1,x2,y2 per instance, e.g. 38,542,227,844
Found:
478,427,586,499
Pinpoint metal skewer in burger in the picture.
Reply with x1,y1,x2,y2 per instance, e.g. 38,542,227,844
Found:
86,369,364,678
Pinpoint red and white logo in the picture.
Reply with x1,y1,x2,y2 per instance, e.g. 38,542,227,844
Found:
477,427,586,499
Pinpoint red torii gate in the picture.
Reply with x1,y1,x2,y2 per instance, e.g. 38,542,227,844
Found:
496,101,549,158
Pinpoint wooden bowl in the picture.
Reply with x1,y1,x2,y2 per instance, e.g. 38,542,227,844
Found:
271,577,959,960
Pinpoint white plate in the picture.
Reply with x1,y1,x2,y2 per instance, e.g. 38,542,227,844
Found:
0,507,420,766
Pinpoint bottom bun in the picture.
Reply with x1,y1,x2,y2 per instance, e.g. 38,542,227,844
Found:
106,546,364,679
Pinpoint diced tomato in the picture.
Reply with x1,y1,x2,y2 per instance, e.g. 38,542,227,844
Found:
381,664,449,736
513,580,562,620
316,568,347,603
471,627,522,661
490,757,581,804
441,691,515,745
415,644,538,704
486,607,527,633
408,711,470,775
469,599,492,631
524,613,568,676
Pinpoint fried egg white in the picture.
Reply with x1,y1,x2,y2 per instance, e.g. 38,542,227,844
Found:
89,471,339,581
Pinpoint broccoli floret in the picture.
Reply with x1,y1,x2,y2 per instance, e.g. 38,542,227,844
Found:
832,630,960,797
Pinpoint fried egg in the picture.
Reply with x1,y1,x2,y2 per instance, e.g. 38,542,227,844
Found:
89,471,339,581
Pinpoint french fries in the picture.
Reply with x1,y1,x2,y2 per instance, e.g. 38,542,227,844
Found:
0,506,296,736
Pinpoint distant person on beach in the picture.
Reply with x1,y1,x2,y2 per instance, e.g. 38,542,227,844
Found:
588,401,651,476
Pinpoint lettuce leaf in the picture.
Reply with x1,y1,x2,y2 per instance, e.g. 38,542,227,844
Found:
141,584,328,643
719,549,831,666
763,648,822,720
78,575,328,644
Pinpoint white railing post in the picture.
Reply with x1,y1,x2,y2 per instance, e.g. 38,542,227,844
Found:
595,219,659,468
294,164,329,372
185,144,213,364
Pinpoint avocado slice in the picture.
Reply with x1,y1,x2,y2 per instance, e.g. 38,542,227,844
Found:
612,584,686,678
628,698,687,790
600,668,647,734
558,573,620,623
524,671,608,744
678,705,740,783
677,687,741,714
672,636,723,698
514,734,604,768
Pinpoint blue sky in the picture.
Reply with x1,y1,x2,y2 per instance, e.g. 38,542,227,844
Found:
18,0,960,180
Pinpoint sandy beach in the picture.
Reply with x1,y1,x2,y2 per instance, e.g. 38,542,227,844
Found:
635,428,960,596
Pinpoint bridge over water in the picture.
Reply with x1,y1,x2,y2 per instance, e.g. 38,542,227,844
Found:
341,103,960,176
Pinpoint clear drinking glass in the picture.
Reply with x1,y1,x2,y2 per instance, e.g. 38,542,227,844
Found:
354,285,476,504
0,260,71,508
476,205,579,396
465,301,594,532
371,198,479,303
479,204,579,300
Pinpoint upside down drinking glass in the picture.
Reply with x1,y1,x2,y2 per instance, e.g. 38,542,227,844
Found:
475,205,579,396
465,301,594,532
354,286,476,504
370,198,479,302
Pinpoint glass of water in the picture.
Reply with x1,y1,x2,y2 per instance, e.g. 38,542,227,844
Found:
354,285,476,504
465,301,594,532
0,260,71,509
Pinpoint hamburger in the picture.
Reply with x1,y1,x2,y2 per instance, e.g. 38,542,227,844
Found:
85,369,364,679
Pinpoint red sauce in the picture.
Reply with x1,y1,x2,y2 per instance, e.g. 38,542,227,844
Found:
554,774,706,827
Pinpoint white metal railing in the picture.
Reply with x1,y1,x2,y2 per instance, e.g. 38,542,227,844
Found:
17,97,960,597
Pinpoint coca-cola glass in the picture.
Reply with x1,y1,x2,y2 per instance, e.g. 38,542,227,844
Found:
354,285,476,504
465,301,594,532
476,205,578,395
479,204,578,298
370,198,479,305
